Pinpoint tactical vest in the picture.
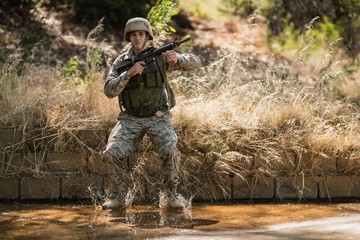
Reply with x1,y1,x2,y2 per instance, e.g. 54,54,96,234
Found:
120,56,168,117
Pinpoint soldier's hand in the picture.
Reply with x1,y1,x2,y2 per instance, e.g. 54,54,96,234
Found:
127,61,146,78
163,50,178,65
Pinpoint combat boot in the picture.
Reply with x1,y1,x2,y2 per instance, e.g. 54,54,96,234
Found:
168,193,185,208
102,198,125,210
101,152,129,210
159,190,186,209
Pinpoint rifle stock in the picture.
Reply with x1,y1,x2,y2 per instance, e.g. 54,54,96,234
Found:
115,36,191,74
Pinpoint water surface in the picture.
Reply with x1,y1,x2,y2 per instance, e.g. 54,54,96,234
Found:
1,202,360,239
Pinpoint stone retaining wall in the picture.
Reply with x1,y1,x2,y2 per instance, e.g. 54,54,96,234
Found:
1,127,359,202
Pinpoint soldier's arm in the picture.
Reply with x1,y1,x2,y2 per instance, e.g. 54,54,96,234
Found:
104,57,130,98
169,53,201,71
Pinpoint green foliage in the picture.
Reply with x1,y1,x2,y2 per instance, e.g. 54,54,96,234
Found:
1,0,47,61
85,18,106,82
147,0,180,43
220,0,256,16
179,0,226,21
220,0,273,16
60,48,104,87
86,48,104,76
190,2,212,20
266,0,360,56
319,16,341,41
60,56,83,86
270,16,342,54
269,21,300,52
333,0,360,18
332,0,360,55
306,16,342,51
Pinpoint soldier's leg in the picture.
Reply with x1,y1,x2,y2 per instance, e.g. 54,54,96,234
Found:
102,113,145,209
146,112,182,205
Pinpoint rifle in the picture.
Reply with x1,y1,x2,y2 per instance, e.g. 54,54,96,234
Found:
115,36,191,74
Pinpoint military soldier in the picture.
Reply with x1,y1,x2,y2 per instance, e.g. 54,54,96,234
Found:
102,17,200,210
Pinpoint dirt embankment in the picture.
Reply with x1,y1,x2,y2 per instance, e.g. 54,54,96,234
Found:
1,6,279,70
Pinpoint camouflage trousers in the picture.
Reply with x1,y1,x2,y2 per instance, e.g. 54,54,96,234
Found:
102,111,180,199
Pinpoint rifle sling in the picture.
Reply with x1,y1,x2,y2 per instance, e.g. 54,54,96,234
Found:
154,56,176,109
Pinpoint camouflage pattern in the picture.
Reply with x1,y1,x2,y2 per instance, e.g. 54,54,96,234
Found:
102,111,180,198
103,43,200,201
104,47,201,99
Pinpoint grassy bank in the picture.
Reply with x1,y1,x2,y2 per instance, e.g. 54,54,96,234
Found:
1,16,359,201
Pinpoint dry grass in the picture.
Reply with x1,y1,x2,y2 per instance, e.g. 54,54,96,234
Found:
169,34,360,198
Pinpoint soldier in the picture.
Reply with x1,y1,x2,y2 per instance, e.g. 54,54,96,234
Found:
102,17,200,210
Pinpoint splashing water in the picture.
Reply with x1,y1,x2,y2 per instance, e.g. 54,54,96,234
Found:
158,191,193,210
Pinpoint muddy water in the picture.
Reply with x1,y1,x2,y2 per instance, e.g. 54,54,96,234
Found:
1,202,360,239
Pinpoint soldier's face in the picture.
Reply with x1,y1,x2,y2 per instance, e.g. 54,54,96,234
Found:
129,31,148,52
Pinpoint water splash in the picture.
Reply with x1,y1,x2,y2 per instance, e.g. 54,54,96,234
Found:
158,191,193,210
124,184,140,207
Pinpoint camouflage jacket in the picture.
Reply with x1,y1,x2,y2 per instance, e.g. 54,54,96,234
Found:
104,46,201,99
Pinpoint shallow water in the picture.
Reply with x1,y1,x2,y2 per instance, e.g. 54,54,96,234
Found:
1,202,360,239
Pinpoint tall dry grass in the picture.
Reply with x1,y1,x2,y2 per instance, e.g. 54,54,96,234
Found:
168,24,360,199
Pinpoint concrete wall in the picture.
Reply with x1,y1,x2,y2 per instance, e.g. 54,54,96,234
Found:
1,127,360,202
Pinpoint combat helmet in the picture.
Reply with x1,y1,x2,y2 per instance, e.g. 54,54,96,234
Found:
124,17,154,41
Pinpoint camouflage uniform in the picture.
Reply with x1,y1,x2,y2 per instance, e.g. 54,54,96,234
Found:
103,31,200,205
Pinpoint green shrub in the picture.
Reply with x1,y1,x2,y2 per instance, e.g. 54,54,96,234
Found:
147,0,179,42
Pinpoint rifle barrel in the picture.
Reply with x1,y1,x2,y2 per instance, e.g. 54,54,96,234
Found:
178,36,191,45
